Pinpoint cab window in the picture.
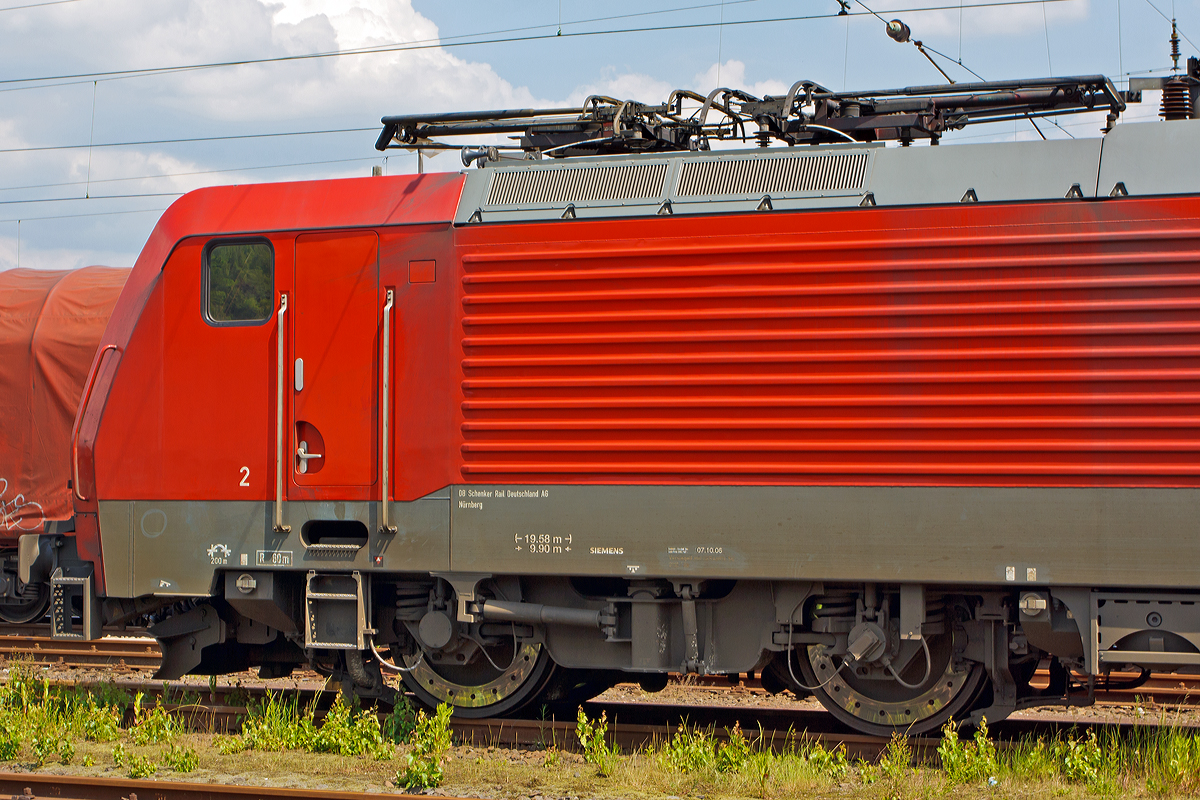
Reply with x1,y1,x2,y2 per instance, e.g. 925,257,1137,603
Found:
204,240,273,324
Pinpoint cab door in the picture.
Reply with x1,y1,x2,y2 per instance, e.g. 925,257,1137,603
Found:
290,231,379,495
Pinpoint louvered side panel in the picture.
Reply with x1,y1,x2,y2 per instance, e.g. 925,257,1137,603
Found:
486,163,668,206
676,152,869,196
458,198,1200,487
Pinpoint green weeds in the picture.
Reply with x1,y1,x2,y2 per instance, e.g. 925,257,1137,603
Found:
126,752,157,778
0,660,414,782
939,717,999,785
225,691,392,758
382,695,418,743
162,743,199,773
14,660,1200,798
576,708,620,776
647,721,755,775
396,702,453,789
129,693,183,745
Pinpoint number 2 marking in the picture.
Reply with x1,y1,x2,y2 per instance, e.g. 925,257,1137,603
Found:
239,467,250,487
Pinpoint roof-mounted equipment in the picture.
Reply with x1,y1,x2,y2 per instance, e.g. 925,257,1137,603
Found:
376,74,1131,159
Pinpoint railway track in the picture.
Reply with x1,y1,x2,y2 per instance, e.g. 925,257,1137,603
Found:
0,773,476,800
0,634,160,669
686,671,1200,706
3,635,1199,734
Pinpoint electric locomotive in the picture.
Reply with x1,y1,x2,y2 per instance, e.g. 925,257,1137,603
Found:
17,69,1200,736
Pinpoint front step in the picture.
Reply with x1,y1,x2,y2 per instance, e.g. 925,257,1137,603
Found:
50,568,100,640
304,570,370,649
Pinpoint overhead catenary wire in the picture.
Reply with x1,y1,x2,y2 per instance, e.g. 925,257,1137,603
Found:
0,0,1166,213
716,0,726,86
1142,0,1198,53
0,0,85,11
0,206,166,224
0,0,774,94
0,192,182,206
1117,0,1125,89
0,0,1078,89
860,0,1080,139
0,155,385,193
0,126,376,155
84,81,97,199
1042,0,1054,75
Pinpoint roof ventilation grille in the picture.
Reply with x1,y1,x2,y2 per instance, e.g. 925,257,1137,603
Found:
677,151,870,197
486,162,669,207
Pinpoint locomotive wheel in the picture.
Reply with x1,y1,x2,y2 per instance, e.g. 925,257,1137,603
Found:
400,639,557,719
0,583,50,624
796,634,986,737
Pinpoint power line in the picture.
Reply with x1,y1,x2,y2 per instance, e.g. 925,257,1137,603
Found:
920,41,985,80
0,0,767,94
857,0,986,81
0,155,383,193
0,0,85,11
0,192,182,206
0,127,375,155
0,0,1076,88
0,206,166,224
1142,0,1199,53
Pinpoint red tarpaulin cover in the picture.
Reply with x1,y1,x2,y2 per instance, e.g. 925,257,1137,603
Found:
0,267,129,533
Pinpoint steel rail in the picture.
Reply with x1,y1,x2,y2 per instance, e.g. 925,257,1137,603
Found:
0,635,159,668
0,773,482,800
6,635,1200,706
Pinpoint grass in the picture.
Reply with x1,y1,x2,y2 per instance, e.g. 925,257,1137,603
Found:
7,662,1200,797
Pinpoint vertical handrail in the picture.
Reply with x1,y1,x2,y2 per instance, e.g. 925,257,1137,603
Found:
71,343,121,501
274,294,291,534
380,289,396,533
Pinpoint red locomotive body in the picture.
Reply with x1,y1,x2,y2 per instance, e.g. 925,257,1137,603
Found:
18,76,1200,735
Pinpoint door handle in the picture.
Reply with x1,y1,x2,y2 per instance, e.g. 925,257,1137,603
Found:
380,289,396,533
274,294,290,533
296,440,323,474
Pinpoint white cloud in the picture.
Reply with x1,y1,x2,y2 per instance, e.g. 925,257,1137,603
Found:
0,230,131,272
563,59,790,110
564,67,675,107
690,60,790,98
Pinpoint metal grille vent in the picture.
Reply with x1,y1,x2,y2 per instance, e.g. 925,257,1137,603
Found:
486,163,669,206
677,152,870,197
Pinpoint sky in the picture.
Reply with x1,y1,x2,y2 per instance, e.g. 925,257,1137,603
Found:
0,0,1194,272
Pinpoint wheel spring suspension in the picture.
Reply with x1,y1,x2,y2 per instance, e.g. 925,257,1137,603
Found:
395,581,432,622
812,592,856,621
924,597,947,635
